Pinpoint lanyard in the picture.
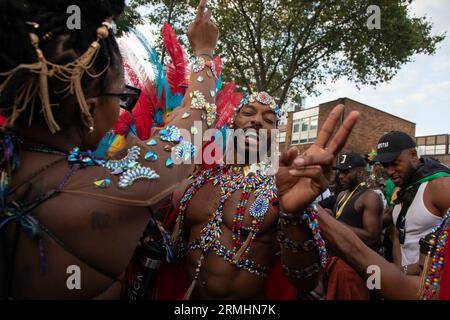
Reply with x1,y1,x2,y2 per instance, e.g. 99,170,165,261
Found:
335,182,365,219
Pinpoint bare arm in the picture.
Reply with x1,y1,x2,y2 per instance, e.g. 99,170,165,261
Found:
346,190,383,248
429,177,450,216
318,208,421,300
382,206,393,229
392,227,402,267
65,0,219,207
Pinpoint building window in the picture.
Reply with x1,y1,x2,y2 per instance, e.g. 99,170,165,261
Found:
291,116,318,145
426,136,436,145
437,135,447,145
417,137,426,145
310,116,318,130
435,145,446,155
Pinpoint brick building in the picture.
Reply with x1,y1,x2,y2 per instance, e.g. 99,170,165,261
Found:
283,97,416,158
416,134,450,166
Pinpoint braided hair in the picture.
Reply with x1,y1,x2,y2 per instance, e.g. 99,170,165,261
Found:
0,0,125,128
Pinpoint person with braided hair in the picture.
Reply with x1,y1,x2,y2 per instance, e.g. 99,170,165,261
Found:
0,0,220,299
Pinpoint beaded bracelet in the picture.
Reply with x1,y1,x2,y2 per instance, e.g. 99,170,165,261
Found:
276,230,316,253
281,262,320,279
191,56,217,79
279,204,328,268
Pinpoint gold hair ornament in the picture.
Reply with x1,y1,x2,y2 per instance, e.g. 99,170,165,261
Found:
0,19,113,134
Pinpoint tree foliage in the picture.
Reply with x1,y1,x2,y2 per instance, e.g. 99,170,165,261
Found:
117,0,445,106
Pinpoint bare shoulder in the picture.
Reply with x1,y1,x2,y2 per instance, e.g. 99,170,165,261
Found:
426,177,450,213
427,176,450,191
362,189,383,209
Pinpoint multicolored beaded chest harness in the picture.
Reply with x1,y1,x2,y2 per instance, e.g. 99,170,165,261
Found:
173,164,278,277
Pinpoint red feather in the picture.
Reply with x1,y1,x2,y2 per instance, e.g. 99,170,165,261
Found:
132,88,153,140
140,78,157,131
162,23,189,95
214,56,222,78
114,110,133,136
215,81,242,128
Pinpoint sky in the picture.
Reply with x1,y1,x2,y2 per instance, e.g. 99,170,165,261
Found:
306,0,450,137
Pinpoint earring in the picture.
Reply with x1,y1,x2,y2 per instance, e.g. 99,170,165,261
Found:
89,126,94,133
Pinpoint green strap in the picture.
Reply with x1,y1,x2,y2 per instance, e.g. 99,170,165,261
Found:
409,172,450,189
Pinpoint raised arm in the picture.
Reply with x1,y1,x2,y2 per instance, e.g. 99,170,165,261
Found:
275,105,359,292
64,0,220,206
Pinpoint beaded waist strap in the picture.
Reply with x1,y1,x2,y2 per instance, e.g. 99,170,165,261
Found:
188,239,270,277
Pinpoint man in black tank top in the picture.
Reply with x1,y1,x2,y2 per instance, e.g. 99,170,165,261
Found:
333,153,383,248
321,153,383,300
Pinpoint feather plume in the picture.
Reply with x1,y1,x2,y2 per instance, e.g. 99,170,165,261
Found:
214,56,222,77
215,81,242,128
114,110,134,136
132,90,153,140
162,23,189,95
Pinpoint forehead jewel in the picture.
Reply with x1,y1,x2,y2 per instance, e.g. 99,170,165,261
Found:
237,91,281,119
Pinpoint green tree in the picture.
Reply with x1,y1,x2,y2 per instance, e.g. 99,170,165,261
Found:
118,0,445,106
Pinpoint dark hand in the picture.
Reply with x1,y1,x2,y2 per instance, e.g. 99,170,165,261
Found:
187,0,219,56
276,105,360,213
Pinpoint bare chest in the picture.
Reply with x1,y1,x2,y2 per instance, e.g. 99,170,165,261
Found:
185,182,279,235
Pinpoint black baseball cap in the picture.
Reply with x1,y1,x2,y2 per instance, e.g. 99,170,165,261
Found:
334,153,367,170
374,131,416,164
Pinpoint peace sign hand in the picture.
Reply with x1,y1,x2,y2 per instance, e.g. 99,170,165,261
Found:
276,105,360,213
187,0,219,56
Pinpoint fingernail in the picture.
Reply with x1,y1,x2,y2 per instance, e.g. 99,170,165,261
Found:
294,158,305,166
289,169,299,176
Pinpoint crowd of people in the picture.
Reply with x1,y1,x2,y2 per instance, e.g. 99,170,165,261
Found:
0,0,449,300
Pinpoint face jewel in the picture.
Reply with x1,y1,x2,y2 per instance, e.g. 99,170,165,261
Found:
146,139,158,146
249,196,270,219
209,89,216,98
159,125,181,142
190,91,207,109
94,179,111,189
197,76,204,83
127,161,139,169
164,145,173,152
191,56,206,73
182,112,190,119
111,168,123,175
255,92,273,105
68,147,105,167
118,166,160,188
103,146,141,172
174,141,197,162
165,158,174,168
190,126,198,135
144,151,158,161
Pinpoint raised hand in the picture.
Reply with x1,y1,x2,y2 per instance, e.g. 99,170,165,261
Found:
276,105,360,213
187,0,219,56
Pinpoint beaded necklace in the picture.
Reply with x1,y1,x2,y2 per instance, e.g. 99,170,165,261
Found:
173,164,277,277
419,210,450,300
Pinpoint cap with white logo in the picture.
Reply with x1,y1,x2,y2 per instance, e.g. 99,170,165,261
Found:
374,131,416,164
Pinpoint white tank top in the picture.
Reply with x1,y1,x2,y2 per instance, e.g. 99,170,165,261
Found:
393,181,442,266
